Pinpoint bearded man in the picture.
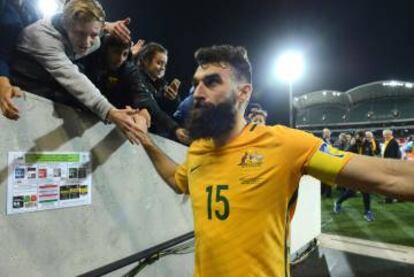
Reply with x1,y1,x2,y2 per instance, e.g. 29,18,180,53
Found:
130,45,414,277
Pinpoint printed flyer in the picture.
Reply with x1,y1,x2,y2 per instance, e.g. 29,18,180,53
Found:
7,152,92,215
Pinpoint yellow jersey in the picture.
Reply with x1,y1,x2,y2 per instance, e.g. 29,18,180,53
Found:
175,124,353,277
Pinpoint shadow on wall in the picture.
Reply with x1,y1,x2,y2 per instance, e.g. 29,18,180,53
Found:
0,95,129,187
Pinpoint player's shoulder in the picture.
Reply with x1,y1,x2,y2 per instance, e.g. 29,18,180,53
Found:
187,138,214,155
256,124,310,137
257,124,321,147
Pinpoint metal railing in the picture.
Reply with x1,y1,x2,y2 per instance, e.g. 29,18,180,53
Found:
78,231,195,277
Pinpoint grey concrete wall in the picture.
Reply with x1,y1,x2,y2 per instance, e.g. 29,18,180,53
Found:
0,93,194,276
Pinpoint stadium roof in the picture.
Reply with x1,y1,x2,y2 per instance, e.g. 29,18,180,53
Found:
294,80,414,109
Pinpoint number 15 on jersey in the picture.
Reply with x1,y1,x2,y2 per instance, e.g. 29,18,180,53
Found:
206,184,230,220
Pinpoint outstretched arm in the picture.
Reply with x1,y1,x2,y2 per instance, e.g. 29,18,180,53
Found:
130,115,183,194
336,155,414,200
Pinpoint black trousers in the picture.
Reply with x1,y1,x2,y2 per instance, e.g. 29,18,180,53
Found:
337,189,371,213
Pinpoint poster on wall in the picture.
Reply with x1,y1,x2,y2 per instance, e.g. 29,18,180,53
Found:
7,152,92,215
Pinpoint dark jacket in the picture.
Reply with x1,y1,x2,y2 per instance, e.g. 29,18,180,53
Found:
78,50,180,138
136,67,181,117
361,139,380,156
383,138,401,159
0,0,40,77
350,139,380,156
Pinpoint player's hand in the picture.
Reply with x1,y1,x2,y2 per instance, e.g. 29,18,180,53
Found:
131,111,153,146
175,128,190,145
104,17,131,44
131,39,145,58
106,107,142,144
125,106,151,128
164,79,180,100
0,77,22,120
122,106,153,145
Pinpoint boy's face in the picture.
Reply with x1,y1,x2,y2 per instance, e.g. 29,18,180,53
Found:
106,46,130,70
66,20,102,55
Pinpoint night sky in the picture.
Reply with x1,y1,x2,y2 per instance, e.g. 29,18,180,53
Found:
100,0,414,125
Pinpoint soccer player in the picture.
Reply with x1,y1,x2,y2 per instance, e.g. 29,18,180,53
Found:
129,45,414,277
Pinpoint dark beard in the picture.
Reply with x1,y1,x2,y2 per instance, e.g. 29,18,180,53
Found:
186,95,237,141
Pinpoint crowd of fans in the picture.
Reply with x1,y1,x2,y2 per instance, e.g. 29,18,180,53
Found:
0,1,179,144
0,0,271,145
320,127,413,222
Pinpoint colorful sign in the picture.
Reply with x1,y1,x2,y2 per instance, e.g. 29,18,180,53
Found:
7,152,92,215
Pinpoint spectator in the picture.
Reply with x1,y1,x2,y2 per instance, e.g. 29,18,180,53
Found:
334,133,348,151
344,133,352,151
334,131,379,222
0,0,131,120
0,0,41,120
362,131,380,157
11,0,144,142
322,128,333,144
382,129,401,159
382,129,401,203
78,34,188,144
402,135,414,160
135,42,181,116
246,102,267,125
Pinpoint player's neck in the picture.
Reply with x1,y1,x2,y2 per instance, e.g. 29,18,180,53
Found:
213,114,247,147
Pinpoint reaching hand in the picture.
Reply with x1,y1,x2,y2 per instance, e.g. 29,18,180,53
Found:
130,109,153,146
125,106,151,129
131,39,145,58
106,107,141,144
175,128,190,145
0,77,22,120
104,17,131,44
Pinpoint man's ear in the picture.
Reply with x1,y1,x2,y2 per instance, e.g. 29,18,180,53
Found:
237,83,253,105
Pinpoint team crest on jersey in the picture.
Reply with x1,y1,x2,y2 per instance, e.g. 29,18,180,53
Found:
319,143,345,158
238,151,264,168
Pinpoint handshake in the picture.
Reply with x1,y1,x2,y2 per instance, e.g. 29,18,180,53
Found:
106,107,152,145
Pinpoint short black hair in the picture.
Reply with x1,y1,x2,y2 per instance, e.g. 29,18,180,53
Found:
102,34,131,50
137,42,168,67
194,45,252,83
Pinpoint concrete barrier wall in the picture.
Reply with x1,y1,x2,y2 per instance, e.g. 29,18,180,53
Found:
291,176,321,254
0,93,194,276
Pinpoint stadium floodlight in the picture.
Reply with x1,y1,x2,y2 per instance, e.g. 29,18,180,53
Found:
38,0,60,18
275,50,305,127
275,50,304,82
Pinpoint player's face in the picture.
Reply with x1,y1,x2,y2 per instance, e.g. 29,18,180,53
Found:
192,64,237,107
66,20,102,55
187,64,239,140
145,51,167,80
